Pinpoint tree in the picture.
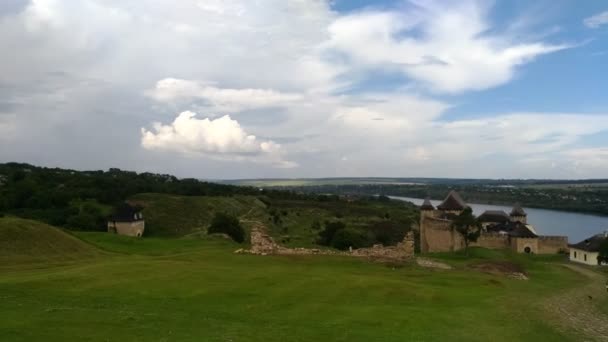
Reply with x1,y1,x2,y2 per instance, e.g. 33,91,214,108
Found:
208,213,245,243
331,228,372,250
317,221,346,246
598,237,608,265
368,221,406,246
451,207,481,255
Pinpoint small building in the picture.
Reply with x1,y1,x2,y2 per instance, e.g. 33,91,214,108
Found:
569,232,608,266
107,204,145,237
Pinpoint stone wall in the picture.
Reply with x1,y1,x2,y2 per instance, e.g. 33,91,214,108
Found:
537,236,568,254
511,237,538,254
108,221,145,237
420,216,460,253
242,224,415,260
472,233,510,249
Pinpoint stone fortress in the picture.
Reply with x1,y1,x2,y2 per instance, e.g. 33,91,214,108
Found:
420,191,568,254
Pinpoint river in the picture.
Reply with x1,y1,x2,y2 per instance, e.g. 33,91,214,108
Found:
391,196,608,243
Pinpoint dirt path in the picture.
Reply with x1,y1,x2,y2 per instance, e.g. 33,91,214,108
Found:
542,264,608,341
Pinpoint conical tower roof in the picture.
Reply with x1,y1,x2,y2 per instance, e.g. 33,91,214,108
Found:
437,190,468,211
510,203,527,217
420,197,435,210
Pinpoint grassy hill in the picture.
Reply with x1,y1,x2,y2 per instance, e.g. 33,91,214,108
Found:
0,217,100,265
129,193,268,237
128,193,419,248
1,229,600,341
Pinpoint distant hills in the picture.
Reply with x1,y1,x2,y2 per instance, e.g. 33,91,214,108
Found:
221,177,608,187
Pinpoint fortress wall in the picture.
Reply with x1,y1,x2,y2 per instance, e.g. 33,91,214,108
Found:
472,233,510,249
422,217,456,253
537,236,568,254
511,237,538,254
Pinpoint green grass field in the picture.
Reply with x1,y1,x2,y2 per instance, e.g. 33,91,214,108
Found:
0,217,598,341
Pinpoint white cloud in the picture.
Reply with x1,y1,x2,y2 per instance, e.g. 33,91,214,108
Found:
141,111,296,168
584,11,608,29
148,78,302,112
0,0,605,178
326,1,569,93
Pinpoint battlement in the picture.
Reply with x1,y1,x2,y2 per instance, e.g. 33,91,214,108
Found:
538,235,568,241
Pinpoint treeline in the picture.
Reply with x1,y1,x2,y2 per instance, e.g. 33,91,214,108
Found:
0,163,343,231
276,184,608,216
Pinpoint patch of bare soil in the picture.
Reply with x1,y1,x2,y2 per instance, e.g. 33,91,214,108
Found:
542,264,608,341
416,258,452,270
470,261,528,280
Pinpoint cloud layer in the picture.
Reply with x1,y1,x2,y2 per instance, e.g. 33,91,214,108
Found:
0,0,606,178
326,1,569,93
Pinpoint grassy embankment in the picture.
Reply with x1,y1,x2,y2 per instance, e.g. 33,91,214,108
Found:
0,216,599,341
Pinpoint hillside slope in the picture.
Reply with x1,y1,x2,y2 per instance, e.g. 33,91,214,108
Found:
0,217,100,264
129,193,268,237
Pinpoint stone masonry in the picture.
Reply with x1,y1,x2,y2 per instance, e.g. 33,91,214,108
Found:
240,223,415,261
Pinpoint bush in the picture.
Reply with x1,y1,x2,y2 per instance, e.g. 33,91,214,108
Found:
368,221,407,246
318,221,346,245
331,228,373,250
208,213,245,243
598,237,608,264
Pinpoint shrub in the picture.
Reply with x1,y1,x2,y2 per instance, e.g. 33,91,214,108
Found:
331,228,373,250
318,221,346,245
208,213,245,243
368,221,407,246
598,237,608,265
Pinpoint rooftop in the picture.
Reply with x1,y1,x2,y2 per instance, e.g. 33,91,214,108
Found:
437,190,468,211
420,198,435,211
109,203,144,222
510,203,527,217
569,233,607,252
478,210,510,223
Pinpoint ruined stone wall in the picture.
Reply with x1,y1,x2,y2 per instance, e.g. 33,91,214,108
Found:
243,225,415,260
537,236,568,254
511,237,538,254
108,221,145,237
472,233,510,249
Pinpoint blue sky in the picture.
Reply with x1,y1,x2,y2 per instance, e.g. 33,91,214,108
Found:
0,0,608,179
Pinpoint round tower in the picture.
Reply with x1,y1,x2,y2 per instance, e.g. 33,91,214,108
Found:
510,203,527,224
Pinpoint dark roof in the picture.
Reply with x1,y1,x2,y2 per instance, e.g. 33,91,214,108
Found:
569,234,607,252
510,203,527,217
510,224,537,238
420,197,435,210
109,203,144,222
437,190,468,211
486,221,537,238
478,210,510,223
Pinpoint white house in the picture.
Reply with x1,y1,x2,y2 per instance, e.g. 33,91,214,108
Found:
569,231,607,266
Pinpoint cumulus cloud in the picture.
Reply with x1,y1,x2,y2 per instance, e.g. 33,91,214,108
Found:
584,11,608,29
326,1,569,93
148,78,302,112
141,111,296,168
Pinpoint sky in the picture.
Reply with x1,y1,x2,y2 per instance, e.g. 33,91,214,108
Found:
1,0,608,179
